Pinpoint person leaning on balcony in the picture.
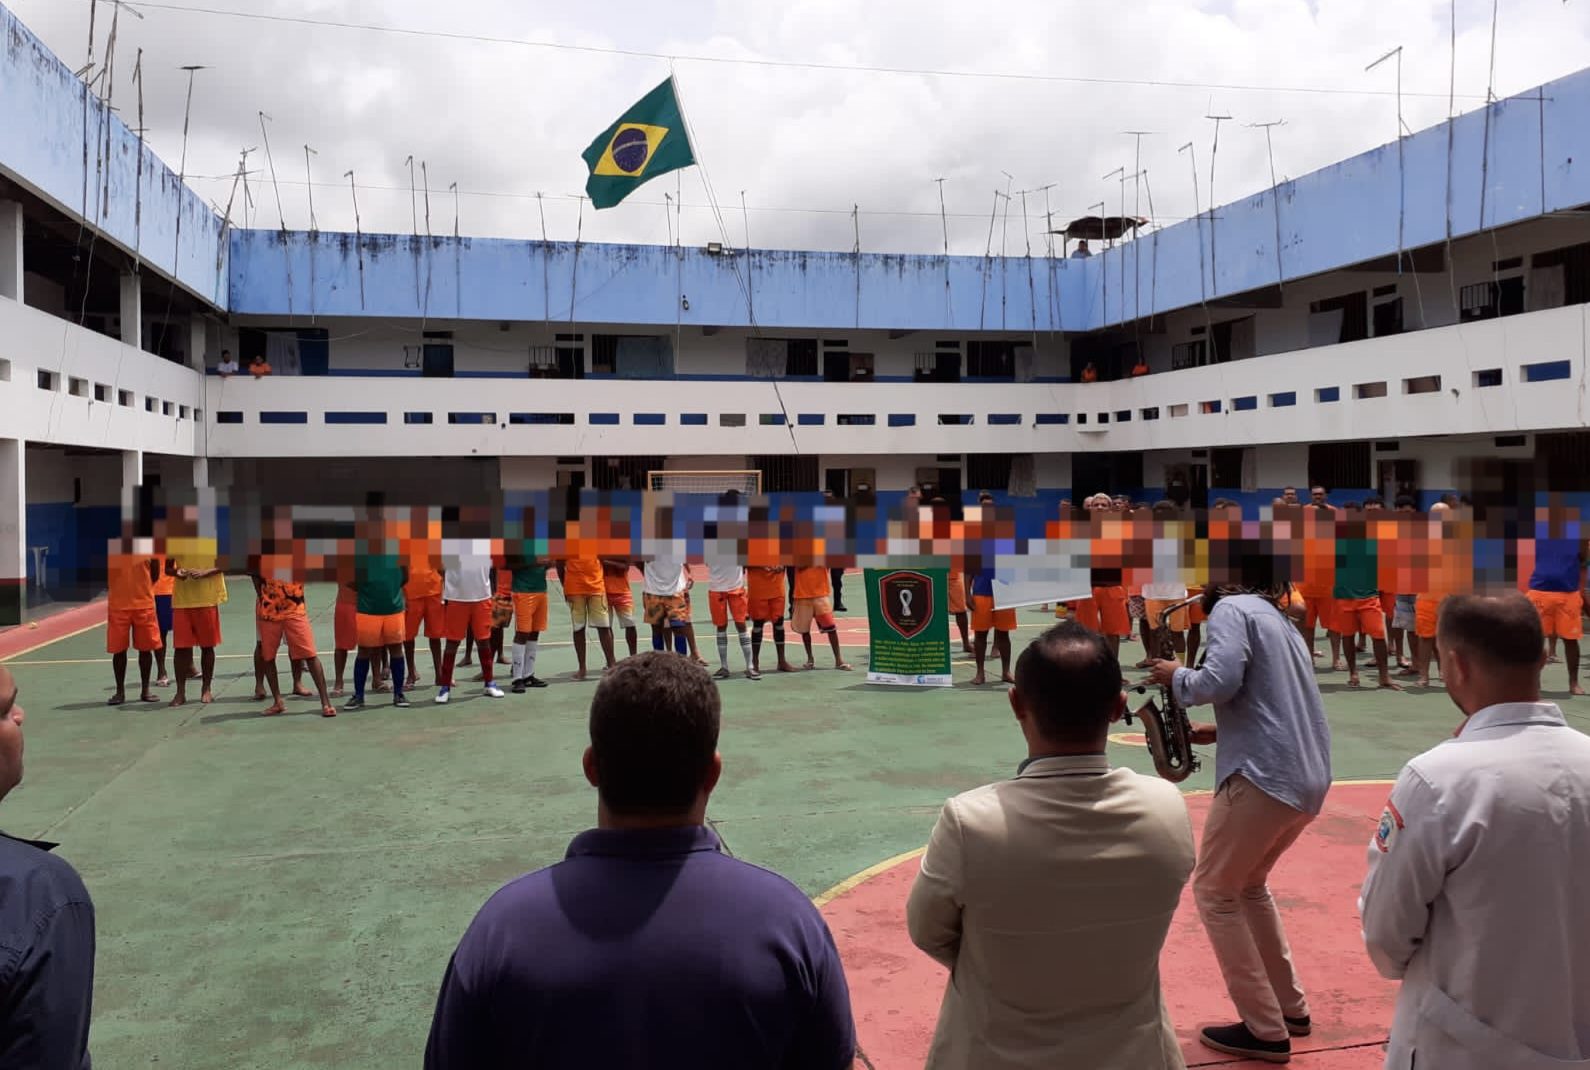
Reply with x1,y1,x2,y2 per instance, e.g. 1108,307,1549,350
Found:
1081,362,1099,383
215,349,238,377
1131,355,1150,377
249,354,272,378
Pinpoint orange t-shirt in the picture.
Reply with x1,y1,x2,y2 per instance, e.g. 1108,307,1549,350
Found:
562,556,604,596
257,579,307,621
603,561,633,599
404,547,442,600
793,567,830,600
748,566,785,602
152,555,175,597
108,554,156,610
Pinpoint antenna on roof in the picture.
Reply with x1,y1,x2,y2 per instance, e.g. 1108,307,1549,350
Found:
303,146,319,232
346,169,366,309
1204,113,1232,297
1178,142,1212,334
1248,120,1287,290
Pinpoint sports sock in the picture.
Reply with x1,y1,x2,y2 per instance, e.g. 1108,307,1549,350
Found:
353,657,370,700
674,629,688,656
738,628,753,668
716,629,730,668
652,630,666,651
772,619,786,648
522,640,538,678
751,623,763,661
440,647,457,688
390,656,406,697
478,640,493,683
511,642,524,681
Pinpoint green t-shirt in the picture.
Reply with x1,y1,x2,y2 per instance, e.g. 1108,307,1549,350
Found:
356,553,406,615
1332,538,1379,600
511,562,548,594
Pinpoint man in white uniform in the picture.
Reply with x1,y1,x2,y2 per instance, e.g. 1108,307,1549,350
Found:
436,526,503,704
642,550,691,657
1360,592,1590,1070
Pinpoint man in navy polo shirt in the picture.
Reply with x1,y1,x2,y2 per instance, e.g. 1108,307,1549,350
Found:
424,651,856,1069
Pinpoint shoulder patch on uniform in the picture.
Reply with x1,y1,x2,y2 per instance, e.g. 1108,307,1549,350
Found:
1375,800,1404,853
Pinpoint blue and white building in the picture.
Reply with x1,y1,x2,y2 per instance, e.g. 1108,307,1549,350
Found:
3,2,1590,608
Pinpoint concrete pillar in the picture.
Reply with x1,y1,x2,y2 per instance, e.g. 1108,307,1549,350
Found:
0,201,21,303
122,449,144,489
0,439,24,625
192,456,210,489
119,272,143,349
188,316,208,370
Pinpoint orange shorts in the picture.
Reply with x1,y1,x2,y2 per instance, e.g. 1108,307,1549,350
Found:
173,606,222,649
1144,598,1191,634
356,611,404,649
948,580,967,615
792,596,836,634
512,592,549,634
107,607,162,654
1090,586,1130,637
1334,596,1387,640
1527,589,1584,640
710,588,749,627
1414,594,1446,640
749,595,786,623
491,592,515,629
405,594,444,641
259,615,317,660
443,599,494,643
334,601,357,650
971,594,1016,633
1302,591,1336,632
1379,592,1396,618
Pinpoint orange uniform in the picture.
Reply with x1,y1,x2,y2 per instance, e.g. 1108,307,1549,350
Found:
107,553,161,654
747,567,787,622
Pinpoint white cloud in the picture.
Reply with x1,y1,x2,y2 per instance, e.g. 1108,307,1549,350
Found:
10,0,1590,253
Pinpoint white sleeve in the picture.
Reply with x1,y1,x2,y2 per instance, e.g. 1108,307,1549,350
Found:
1358,765,1448,980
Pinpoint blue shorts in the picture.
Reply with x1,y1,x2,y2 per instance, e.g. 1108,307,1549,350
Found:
155,594,174,635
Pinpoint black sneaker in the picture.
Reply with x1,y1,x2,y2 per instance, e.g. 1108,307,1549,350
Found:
343,696,365,711
392,695,411,708
1199,1023,1291,1063
526,676,548,688
1285,1015,1312,1037
511,679,526,694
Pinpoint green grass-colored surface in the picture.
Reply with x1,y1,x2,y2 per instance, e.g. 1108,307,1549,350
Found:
7,584,1590,1068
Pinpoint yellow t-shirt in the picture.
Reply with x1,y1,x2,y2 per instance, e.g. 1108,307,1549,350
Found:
168,537,229,609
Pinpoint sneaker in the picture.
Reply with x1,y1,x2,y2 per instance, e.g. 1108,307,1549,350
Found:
393,695,411,709
343,696,365,711
1285,1015,1312,1037
511,679,526,694
1198,1023,1291,1063
434,687,451,705
526,676,548,688
712,667,731,680
745,668,761,680
483,683,505,698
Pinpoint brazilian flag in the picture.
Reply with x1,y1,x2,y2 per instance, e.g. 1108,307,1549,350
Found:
582,78,696,210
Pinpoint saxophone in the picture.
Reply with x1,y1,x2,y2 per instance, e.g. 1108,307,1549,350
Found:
1125,595,1203,783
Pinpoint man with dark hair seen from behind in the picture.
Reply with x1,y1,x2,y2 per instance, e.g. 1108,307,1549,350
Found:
424,652,855,1069
1359,593,1590,1069
908,622,1195,1068
1147,546,1332,1063
0,664,96,1069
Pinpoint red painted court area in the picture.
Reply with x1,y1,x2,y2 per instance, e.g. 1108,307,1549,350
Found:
822,782,1396,1068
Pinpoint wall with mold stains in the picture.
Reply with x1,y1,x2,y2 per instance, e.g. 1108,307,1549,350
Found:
0,4,227,305
225,65,1590,333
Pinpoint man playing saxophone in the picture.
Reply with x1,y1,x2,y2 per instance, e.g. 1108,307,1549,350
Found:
1145,547,1332,1065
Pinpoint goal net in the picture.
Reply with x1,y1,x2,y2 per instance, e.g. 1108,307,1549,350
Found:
646,470,763,496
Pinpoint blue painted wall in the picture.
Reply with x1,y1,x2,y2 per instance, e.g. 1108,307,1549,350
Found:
225,67,1590,331
24,502,118,592
0,4,228,305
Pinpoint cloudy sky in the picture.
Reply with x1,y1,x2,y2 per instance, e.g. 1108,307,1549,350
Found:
11,0,1590,253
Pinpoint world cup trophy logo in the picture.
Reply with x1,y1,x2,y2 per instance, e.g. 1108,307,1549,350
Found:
878,570,933,640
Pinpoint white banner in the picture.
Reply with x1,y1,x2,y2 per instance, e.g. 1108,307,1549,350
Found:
992,540,1093,609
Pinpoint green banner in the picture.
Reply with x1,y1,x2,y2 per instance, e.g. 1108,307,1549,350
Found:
864,568,952,686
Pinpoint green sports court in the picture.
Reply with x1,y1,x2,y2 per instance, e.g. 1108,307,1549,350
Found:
6,585,1588,1068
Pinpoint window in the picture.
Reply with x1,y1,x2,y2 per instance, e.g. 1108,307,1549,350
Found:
760,413,787,426
1232,396,1258,411
937,413,973,425
1522,360,1572,383
448,412,497,424
68,377,87,397
216,411,243,424
680,413,708,425
797,413,826,426
94,383,110,402
914,350,960,382
988,413,1022,425
786,339,818,376
0,359,9,382
326,412,387,425
1308,441,1371,491
1036,413,1069,425
1269,391,1296,407
1141,407,1159,421
404,412,434,424
259,411,307,424
1171,340,1207,370
1309,291,1369,344
965,341,1017,379
966,454,1013,492
753,454,820,493
1372,297,1404,337
719,413,747,427
422,333,455,378
1199,399,1221,414
118,389,133,407
837,414,876,426
888,413,917,427
592,334,674,378
1460,278,1526,322
1403,376,1441,395
510,412,575,425
1113,410,1132,423
588,413,621,425
632,413,667,426
1169,403,1188,418
746,338,817,377
1354,381,1388,399
1316,386,1341,403
1474,369,1503,388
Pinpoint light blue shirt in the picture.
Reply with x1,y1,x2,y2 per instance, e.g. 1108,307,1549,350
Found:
1172,594,1332,814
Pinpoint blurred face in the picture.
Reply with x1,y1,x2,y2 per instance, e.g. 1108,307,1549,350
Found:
1310,487,1327,506
1282,488,1299,505
0,668,23,802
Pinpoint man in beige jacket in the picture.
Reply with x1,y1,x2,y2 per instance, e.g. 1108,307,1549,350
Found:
907,620,1196,1069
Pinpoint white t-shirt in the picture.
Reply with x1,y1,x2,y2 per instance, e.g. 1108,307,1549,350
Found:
643,558,687,596
706,556,746,593
1141,537,1188,602
442,539,493,602
217,358,239,375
